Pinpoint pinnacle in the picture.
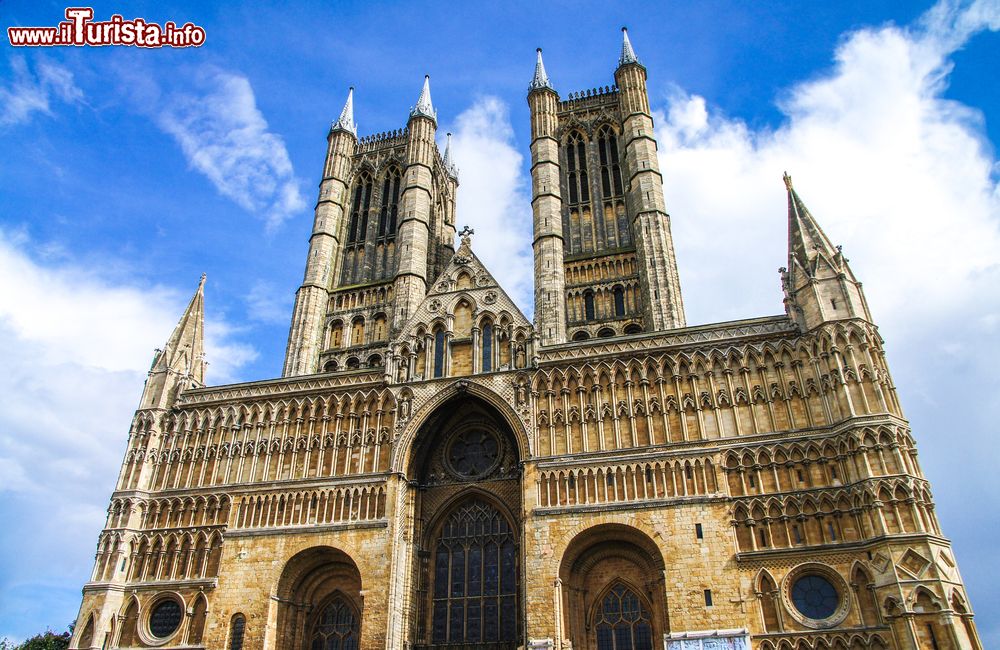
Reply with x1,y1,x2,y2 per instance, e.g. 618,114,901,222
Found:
785,173,839,273
410,74,437,123
529,47,553,91
330,87,357,137
619,26,640,67
444,132,459,179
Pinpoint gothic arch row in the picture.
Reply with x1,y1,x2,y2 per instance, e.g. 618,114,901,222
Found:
723,428,922,497
105,494,230,530
91,529,223,583
329,283,393,311
756,634,888,650
233,483,386,529
564,254,638,286
121,390,398,490
732,482,938,552
566,281,641,324
537,456,719,508
529,333,897,456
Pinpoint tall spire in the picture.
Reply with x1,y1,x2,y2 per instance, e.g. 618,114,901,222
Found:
444,132,459,179
330,87,357,137
619,26,639,67
784,172,839,274
141,275,207,409
410,74,437,123
529,48,553,91
781,172,871,330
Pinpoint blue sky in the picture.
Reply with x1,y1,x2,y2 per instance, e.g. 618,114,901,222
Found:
1,0,998,644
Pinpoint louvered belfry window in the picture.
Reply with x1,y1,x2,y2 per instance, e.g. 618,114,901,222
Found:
431,499,518,646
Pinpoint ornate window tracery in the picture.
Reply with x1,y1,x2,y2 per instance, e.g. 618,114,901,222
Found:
594,583,653,650
566,132,590,206
310,598,359,650
431,499,519,647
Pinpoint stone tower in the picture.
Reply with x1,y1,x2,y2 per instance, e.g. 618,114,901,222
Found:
69,33,984,650
283,80,458,377
529,28,685,346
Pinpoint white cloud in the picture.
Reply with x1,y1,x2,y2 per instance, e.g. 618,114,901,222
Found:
0,56,82,126
0,229,255,637
652,3,1000,640
156,68,307,228
246,279,292,324
446,97,535,312
656,1,1000,338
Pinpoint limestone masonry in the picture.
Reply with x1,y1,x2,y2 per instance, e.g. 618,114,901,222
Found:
70,29,982,650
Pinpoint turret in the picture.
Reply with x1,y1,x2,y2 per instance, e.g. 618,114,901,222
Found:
394,76,439,324
528,48,568,346
614,27,685,330
139,275,206,410
781,172,872,330
284,88,358,376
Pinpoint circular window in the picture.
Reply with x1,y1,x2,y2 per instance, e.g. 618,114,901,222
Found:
791,574,840,620
446,429,500,479
148,599,183,639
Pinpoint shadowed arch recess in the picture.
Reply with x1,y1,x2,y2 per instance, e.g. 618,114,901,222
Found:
558,524,668,650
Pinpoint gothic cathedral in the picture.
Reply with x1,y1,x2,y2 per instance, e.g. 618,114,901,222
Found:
70,30,982,650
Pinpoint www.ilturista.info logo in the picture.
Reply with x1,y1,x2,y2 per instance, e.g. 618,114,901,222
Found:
8,7,206,48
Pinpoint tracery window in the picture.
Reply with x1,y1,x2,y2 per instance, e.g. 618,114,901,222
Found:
347,172,374,245
597,126,624,199
431,500,518,646
377,168,401,239
594,583,653,650
310,598,359,650
566,132,590,206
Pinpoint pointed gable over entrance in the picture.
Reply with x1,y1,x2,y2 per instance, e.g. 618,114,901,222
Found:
388,227,534,382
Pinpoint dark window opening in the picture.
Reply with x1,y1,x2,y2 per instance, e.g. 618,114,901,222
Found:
433,330,446,378
584,292,596,321
704,590,713,607
695,523,703,540
229,615,246,650
431,500,519,646
594,583,653,650
613,286,625,317
310,598,358,650
482,323,493,372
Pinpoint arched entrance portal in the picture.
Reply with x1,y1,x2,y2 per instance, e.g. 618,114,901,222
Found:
275,547,363,650
558,525,668,650
405,394,524,650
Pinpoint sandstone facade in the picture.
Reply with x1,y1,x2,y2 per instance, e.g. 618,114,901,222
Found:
70,30,981,650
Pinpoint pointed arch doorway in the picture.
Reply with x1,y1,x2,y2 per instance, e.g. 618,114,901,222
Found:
404,393,525,650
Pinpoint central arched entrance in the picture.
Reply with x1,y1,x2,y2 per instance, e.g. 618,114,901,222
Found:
405,393,524,650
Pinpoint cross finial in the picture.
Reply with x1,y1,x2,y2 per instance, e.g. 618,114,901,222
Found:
783,171,793,191
459,225,475,246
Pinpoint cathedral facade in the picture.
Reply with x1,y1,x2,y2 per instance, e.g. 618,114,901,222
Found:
70,30,981,650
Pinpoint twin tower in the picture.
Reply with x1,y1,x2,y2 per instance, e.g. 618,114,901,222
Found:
284,29,687,377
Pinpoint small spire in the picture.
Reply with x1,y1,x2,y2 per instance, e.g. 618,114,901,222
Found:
444,132,459,179
785,173,839,274
410,75,437,123
619,27,640,67
529,47,553,91
330,87,357,137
